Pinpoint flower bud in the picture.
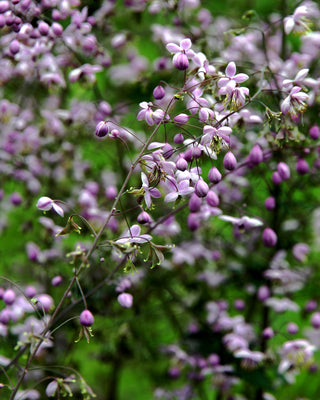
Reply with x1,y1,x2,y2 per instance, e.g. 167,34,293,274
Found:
105,186,117,200
257,285,270,302
118,293,133,308
287,322,298,334
36,294,53,311
25,286,36,298
187,213,201,231
153,85,165,100
195,179,209,198
51,275,63,287
292,243,309,262
206,191,219,207
208,166,221,183
189,194,202,212
311,312,320,329
173,53,189,70
38,21,49,36
173,113,189,125
95,121,109,138
309,125,320,140
163,143,174,159
0,309,11,324
305,300,317,313
9,39,20,55
0,1,10,13
10,192,22,206
262,327,274,339
3,289,15,305
223,151,237,170
176,157,188,171
173,133,184,144
277,162,290,180
264,196,275,211
80,310,94,327
262,228,277,248
137,211,151,224
234,299,245,310
249,144,263,165
296,159,309,175
272,171,282,185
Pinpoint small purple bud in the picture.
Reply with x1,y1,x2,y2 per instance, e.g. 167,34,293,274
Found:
296,159,309,175
287,322,298,334
0,1,10,13
9,39,20,55
305,300,317,313
173,133,184,144
262,327,274,339
137,211,151,224
311,312,320,329
195,180,209,198
176,157,188,171
51,22,63,36
189,194,202,212
292,243,309,262
264,196,275,211
262,228,277,248
118,293,133,308
173,113,189,125
163,143,174,159
10,192,22,206
234,299,245,310
36,294,53,311
206,191,219,207
153,85,165,100
309,125,320,140
51,275,63,287
25,286,36,298
3,289,16,305
249,144,263,165
169,367,180,379
208,354,220,366
0,309,11,324
183,148,193,162
208,166,222,183
272,171,282,185
95,121,109,138
105,186,117,200
38,21,49,35
223,151,237,170
277,162,290,180
257,285,270,301
187,213,201,231
80,310,94,327
173,52,189,70
192,146,202,159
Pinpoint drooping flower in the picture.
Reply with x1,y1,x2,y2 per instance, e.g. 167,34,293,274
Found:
141,172,161,209
166,38,195,71
164,179,194,203
281,86,309,117
36,197,64,217
80,310,95,327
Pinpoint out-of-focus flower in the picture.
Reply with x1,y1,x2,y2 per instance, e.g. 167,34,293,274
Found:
281,86,309,117
118,293,133,308
284,6,312,35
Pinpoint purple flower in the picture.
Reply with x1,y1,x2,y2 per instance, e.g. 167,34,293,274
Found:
309,125,320,140
265,196,276,211
118,293,133,308
36,196,64,217
296,159,309,175
116,224,152,244
141,172,161,209
164,179,194,203
277,162,290,180
195,179,209,198
292,243,309,262
281,86,309,117
80,310,94,327
262,228,277,247
95,121,109,138
248,144,263,165
223,151,237,170
208,166,222,183
153,85,165,100
173,113,189,125
166,38,194,71
3,289,16,305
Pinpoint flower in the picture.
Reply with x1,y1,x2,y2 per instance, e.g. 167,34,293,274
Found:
80,310,94,327
262,228,277,247
281,86,309,117
164,179,194,203
118,293,133,308
115,225,152,244
141,172,161,209
166,38,195,70
36,197,64,217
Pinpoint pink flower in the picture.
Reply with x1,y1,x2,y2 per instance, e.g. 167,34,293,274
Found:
281,86,309,117
166,38,195,71
118,293,133,308
36,197,64,217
